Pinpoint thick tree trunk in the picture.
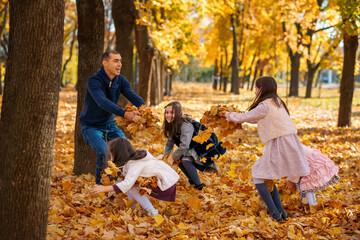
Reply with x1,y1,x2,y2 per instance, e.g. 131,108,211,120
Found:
73,0,104,176
112,0,136,107
135,23,154,105
0,1,64,239
289,54,301,96
231,13,240,94
338,34,358,127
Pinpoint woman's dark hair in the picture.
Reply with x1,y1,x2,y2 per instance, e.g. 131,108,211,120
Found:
163,101,189,138
248,76,290,115
108,137,146,168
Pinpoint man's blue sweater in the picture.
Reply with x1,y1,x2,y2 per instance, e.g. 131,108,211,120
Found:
80,67,145,126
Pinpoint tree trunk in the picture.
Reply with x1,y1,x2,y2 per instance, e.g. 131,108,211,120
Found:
305,64,317,98
135,23,154,105
0,1,64,239
250,59,260,91
73,0,104,176
112,0,136,107
219,54,223,90
213,59,218,90
289,54,301,96
150,49,163,106
338,34,358,127
61,24,77,87
164,66,172,96
0,65,2,95
231,13,240,94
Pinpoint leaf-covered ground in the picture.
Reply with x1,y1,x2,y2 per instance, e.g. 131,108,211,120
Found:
48,82,360,239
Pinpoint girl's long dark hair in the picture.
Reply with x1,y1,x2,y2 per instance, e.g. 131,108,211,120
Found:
248,76,290,115
108,137,146,168
163,101,189,138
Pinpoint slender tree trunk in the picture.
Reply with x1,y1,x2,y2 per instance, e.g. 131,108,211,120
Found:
112,0,136,107
219,54,223,90
61,24,77,87
150,49,163,105
0,65,2,95
289,54,301,96
247,52,257,90
305,65,317,98
0,1,64,239
135,23,154,105
73,0,104,176
231,13,240,94
338,34,358,127
250,59,260,91
213,59,218,90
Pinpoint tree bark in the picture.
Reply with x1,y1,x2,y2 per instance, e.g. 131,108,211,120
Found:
305,65,317,98
230,13,240,94
289,53,301,96
213,59,218,90
283,22,302,97
135,23,155,105
250,59,260,91
0,0,64,239
150,49,163,105
338,34,358,127
112,0,136,107
73,0,104,176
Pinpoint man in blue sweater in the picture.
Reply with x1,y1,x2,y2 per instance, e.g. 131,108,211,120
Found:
80,50,145,184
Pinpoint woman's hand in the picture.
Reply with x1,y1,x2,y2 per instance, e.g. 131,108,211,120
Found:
91,185,114,194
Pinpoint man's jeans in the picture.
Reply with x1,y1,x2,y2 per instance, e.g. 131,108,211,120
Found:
81,122,125,184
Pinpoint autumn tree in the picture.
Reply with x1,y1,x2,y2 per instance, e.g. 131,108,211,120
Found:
0,0,64,239
73,0,104,175
112,0,136,107
337,0,359,127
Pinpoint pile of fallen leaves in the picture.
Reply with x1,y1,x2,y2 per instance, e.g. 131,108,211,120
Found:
48,82,360,239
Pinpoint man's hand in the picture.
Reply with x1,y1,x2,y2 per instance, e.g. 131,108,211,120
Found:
124,111,141,122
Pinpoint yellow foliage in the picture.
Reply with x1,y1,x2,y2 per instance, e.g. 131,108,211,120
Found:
48,82,360,239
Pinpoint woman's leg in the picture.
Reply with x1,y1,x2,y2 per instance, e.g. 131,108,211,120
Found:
253,178,282,221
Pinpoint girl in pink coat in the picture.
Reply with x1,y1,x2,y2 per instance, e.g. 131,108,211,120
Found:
225,76,339,221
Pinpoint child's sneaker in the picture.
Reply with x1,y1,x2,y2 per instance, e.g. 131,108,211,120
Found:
147,209,159,216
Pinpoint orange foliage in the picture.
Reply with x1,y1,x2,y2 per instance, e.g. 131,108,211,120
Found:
48,82,360,239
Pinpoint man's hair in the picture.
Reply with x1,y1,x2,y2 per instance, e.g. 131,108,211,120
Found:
101,49,120,62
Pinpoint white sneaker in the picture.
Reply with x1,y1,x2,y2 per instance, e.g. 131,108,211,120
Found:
147,209,159,216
